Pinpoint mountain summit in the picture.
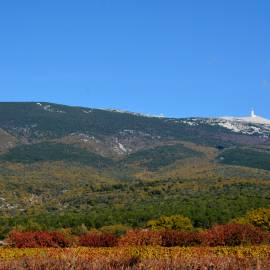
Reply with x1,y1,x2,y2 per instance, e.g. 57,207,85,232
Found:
221,109,270,125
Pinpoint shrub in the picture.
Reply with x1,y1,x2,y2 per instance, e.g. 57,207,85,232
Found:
79,232,117,247
232,208,270,231
118,229,162,246
202,224,270,246
119,229,202,247
246,208,270,231
160,230,202,247
7,230,71,248
147,215,193,231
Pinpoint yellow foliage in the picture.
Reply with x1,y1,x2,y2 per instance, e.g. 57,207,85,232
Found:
147,215,193,231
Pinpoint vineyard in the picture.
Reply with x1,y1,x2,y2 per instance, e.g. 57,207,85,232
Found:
0,246,270,269
0,222,270,269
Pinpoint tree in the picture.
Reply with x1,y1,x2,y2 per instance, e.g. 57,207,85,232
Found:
147,215,193,231
100,224,130,236
71,224,88,236
232,208,270,231
246,208,270,231
14,220,44,232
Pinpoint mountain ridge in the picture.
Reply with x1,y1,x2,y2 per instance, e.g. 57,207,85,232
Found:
0,102,269,229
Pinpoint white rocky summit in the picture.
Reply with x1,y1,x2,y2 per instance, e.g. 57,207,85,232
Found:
178,110,270,137
209,109,270,136
220,109,270,125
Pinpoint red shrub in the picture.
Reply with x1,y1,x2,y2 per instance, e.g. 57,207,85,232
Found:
118,229,162,246
160,230,202,247
202,224,270,246
7,230,71,248
119,229,202,247
6,224,270,249
119,226,270,247
79,232,117,247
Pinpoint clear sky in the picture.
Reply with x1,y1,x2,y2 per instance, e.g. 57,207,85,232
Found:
0,1,269,118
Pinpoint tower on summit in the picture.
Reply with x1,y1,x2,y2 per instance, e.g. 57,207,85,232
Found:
251,109,256,118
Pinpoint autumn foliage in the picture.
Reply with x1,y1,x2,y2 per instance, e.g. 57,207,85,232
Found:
234,208,270,231
79,232,118,247
5,224,270,248
7,230,71,248
119,229,162,246
201,223,270,246
120,225,270,247
160,230,203,247
147,215,193,231
1,247,270,270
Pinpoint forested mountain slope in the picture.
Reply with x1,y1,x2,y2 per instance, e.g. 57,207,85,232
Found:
0,102,269,231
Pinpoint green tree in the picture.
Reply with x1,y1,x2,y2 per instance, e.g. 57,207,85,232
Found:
71,224,88,236
14,220,44,232
147,215,193,231
100,224,130,236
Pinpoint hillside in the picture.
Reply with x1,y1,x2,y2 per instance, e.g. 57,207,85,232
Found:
0,102,269,232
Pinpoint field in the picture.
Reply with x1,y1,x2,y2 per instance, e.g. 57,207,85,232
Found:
0,246,270,269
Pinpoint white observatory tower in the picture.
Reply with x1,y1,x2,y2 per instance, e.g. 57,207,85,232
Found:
251,109,256,118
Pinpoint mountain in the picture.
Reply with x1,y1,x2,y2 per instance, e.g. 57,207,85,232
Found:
0,102,269,231
222,108,270,125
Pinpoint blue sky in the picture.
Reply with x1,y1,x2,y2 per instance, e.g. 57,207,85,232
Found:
0,1,269,118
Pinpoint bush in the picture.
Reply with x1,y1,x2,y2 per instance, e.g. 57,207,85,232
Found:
160,230,202,247
119,229,202,247
79,232,117,247
232,208,270,231
7,230,71,248
147,215,193,231
119,229,162,246
6,224,270,248
246,208,270,231
202,224,270,246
